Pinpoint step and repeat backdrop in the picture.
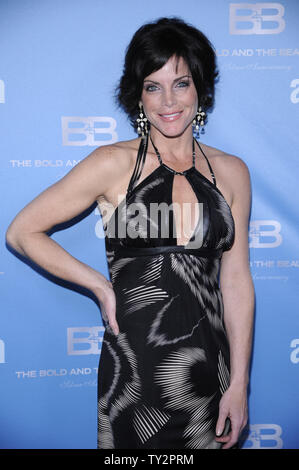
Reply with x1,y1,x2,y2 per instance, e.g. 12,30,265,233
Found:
1,0,298,449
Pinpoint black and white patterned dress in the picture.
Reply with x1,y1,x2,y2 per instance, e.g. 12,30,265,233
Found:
97,132,235,449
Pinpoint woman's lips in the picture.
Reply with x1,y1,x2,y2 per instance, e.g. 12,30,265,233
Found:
158,111,183,122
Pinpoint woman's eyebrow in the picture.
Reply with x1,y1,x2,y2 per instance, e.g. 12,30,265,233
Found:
143,74,191,84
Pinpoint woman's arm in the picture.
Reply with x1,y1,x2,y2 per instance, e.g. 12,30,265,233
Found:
215,156,255,448
5,144,127,335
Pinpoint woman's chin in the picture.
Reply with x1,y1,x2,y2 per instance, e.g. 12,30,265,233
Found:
149,122,191,138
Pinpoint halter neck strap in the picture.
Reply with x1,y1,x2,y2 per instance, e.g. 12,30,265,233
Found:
149,134,195,175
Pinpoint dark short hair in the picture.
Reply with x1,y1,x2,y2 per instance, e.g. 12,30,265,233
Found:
114,16,219,132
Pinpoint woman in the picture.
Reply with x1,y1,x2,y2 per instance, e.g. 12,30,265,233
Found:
6,17,254,449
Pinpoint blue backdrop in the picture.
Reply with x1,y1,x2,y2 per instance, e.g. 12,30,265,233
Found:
1,0,298,449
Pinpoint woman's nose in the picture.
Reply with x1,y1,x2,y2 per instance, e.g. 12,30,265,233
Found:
162,89,177,107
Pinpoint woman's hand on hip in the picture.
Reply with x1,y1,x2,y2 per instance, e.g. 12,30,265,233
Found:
93,278,119,336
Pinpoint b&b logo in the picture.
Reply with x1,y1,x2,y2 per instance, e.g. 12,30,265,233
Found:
249,220,282,248
61,116,118,146
245,424,283,448
229,3,285,35
67,326,105,355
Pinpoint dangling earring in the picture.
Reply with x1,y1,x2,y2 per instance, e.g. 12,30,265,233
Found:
136,102,149,136
192,106,206,138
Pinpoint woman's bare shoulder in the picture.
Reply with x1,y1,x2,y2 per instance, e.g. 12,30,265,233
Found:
93,137,140,158
202,142,249,173
203,143,249,184
201,142,251,206
82,137,141,196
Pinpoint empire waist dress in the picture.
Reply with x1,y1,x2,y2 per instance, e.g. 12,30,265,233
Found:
97,132,235,449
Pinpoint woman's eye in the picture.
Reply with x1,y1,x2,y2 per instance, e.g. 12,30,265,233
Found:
177,81,190,88
144,81,190,92
145,85,158,92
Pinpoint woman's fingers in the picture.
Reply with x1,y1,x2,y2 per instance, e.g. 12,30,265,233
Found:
96,280,119,336
215,409,229,438
215,416,243,449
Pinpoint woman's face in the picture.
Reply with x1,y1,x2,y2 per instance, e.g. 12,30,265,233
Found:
140,55,198,138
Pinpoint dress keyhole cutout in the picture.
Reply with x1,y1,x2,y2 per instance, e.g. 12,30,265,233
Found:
171,174,200,247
